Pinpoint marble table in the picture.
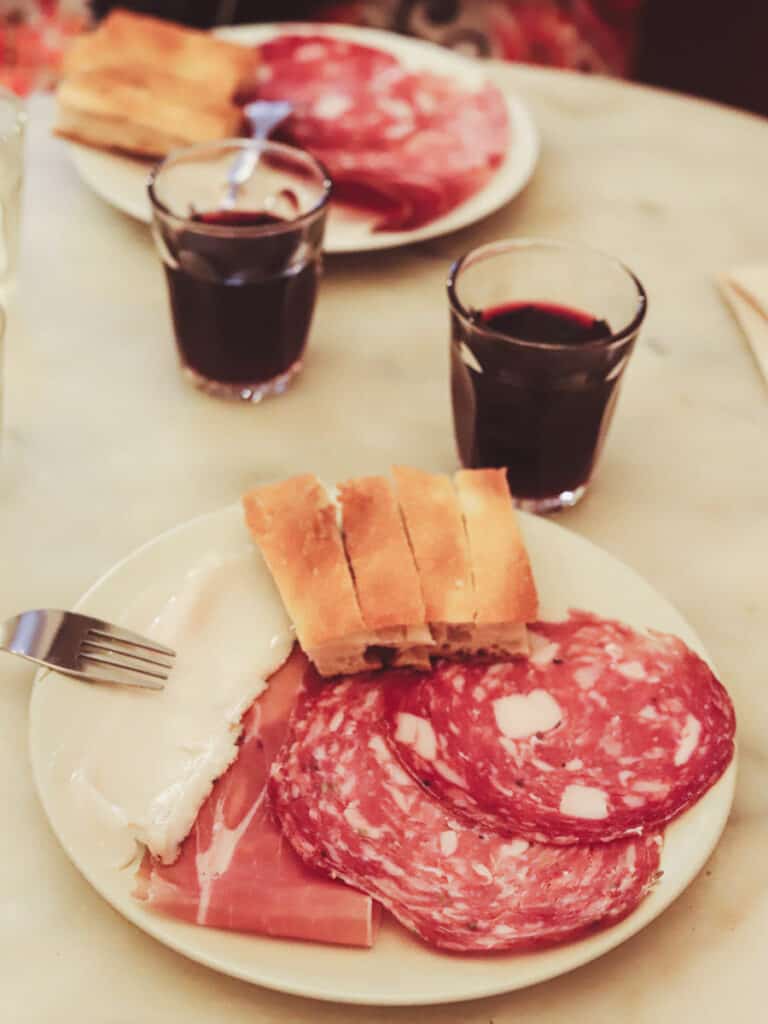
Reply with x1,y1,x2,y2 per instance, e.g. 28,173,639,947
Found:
2,66,767,1024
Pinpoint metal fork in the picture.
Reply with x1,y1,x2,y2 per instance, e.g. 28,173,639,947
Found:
0,609,175,690
221,100,294,210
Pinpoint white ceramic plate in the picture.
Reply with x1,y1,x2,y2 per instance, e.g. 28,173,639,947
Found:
65,22,539,253
29,504,735,1006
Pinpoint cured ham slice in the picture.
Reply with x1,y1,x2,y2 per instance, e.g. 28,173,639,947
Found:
387,613,736,845
269,672,662,953
134,650,378,948
254,34,509,231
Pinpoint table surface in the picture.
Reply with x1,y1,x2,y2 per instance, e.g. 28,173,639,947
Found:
2,65,767,1024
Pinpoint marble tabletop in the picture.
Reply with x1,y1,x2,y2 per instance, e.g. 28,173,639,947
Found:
2,65,767,1024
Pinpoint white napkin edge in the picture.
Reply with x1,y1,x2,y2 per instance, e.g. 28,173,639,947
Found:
718,268,768,389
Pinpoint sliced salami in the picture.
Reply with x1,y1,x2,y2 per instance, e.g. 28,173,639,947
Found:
253,34,509,231
269,674,662,953
387,612,736,845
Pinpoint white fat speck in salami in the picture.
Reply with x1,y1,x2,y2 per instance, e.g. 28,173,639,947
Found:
560,785,609,820
675,714,702,766
269,672,663,953
313,92,353,120
439,830,458,856
395,713,437,761
493,689,562,739
386,612,735,845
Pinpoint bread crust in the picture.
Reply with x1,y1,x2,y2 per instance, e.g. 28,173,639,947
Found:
339,476,426,630
392,465,475,631
454,468,538,626
243,476,377,675
339,476,433,668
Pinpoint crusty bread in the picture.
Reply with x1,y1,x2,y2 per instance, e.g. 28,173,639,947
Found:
244,468,539,676
338,476,433,668
454,468,538,656
63,10,256,102
243,475,379,677
392,465,476,654
55,68,244,158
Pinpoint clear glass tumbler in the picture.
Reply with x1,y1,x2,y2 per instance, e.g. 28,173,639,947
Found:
0,88,26,299
448,239,647,513
148,140,332,402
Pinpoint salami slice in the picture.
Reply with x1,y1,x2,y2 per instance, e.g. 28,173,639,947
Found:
253,34,509,231
387,613,736,845
269,674,662,953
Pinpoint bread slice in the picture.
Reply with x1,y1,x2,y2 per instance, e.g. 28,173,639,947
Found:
243,475,379,676
55,68,244,158
338,476,433,668
63,10,256,103
454,468,538,656
392,465,476,654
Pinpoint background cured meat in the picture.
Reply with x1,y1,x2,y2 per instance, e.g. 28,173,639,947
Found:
134,651,377,948
269,674,662,953
254,34,509,231
387,612,736,844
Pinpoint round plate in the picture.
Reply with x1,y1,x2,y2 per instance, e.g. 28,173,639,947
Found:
65,22,539,253
29,505,735,1006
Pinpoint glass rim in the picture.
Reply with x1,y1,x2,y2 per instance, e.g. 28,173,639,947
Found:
0,86,26,144
147,138,333,238
447,237,648,353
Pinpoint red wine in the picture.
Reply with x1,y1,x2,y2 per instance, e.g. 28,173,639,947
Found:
193,210,286,228
451,300,632,501
159,208,323,388
481,301,610,346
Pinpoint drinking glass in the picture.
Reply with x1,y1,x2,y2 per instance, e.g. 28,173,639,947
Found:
448,239,647,513
149,140,332,402
0,88,26,299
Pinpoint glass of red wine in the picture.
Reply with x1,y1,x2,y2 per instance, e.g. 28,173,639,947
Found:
148,140,332,402
448,239,647,513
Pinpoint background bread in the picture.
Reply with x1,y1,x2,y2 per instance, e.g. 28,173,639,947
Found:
63,10,256,102
55,68,243,157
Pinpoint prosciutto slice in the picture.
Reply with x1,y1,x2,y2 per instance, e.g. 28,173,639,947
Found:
134,650,378,948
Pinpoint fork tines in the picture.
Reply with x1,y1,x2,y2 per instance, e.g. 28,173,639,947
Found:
80,627,175,684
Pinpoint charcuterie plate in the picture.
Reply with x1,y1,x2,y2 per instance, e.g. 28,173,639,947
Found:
64,23,539,254
29,503,735,1006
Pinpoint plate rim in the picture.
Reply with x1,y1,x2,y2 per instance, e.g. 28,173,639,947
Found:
28,503,737,1006
64,20,540,253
